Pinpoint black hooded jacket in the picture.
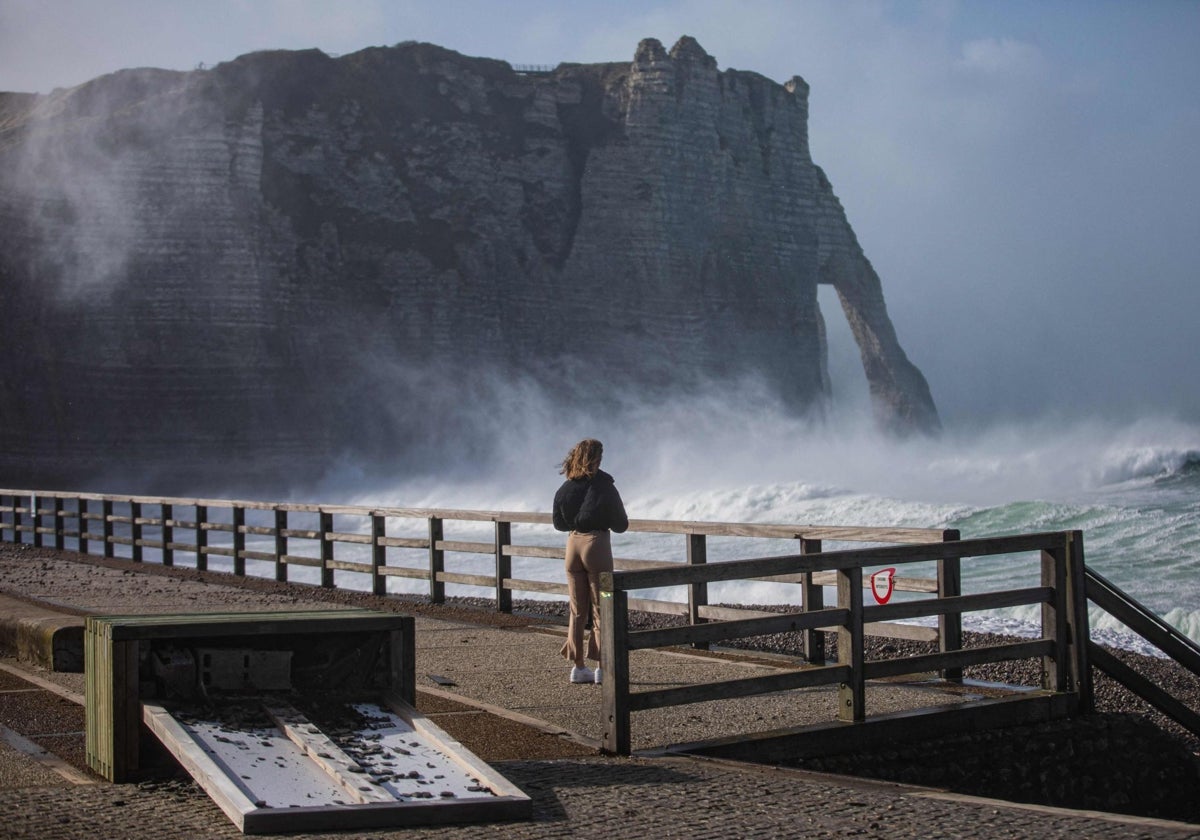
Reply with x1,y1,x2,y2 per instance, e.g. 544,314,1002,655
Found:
552,469,629,533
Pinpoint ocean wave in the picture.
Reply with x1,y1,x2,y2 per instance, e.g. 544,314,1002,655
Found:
1095,445,1200,487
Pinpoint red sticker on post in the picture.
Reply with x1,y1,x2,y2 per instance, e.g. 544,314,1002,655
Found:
870,567,896,605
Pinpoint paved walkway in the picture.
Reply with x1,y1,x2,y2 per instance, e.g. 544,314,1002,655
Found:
1,543,1198,838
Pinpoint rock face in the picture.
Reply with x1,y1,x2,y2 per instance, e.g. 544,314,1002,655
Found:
0,37,938,493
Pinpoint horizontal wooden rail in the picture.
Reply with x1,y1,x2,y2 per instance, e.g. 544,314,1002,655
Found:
630,664,852,712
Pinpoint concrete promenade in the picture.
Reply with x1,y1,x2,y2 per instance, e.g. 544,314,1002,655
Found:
1,542,1198,839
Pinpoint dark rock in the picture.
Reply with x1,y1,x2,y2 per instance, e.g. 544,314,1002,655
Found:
0,37,938,493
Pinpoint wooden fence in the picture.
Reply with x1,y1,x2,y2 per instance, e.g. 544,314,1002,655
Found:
598,529,1090,754
0,489,956,654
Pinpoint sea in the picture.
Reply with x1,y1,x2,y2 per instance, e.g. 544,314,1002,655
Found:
335,403,1200,660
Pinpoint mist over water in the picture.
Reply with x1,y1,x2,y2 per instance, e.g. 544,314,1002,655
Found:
310,365,1200,655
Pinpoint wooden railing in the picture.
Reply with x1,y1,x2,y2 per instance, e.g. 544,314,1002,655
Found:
598,530,1090,754
0,489,956,650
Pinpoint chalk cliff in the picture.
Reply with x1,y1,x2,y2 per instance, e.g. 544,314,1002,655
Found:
0,37,938,493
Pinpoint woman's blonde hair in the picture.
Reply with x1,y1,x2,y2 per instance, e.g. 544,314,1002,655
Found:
560,438,603,480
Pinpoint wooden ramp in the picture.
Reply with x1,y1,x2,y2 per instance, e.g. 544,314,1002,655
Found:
83,610,530,834
143,694,530,834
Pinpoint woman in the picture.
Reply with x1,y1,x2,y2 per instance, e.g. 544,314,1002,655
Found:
552,438,629,684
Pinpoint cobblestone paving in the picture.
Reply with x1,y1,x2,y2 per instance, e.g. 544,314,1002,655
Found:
3,756,1200,839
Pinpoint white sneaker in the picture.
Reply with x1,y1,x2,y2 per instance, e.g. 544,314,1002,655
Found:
570,666,595,684
593,667,602,685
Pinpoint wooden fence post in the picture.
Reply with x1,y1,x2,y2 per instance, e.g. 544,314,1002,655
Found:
78,497,89,555
161,503,174,566
319,511,334,588
1042,543,1070,693
600,578,630,755
102,499,114,558
837,566,865,722
130,501,143,562
32,493,42,547
195,505,208,571
1066,530,1092,713
800,538,825,665
687,533,708,650
52,496,64,550
938,529,962,682
232,506,245,576
371,514,386,596
274,509,288,582
495,521,512,613
429,517,444,603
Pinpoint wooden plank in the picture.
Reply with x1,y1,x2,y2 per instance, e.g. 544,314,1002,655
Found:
863,639,1054,680
1086,569,1200,678
630,664,851,712
327,559,372,574
862,587,1053,623
103,611,407,641
1042,547,1069,692
762,570,939,594
502,578,568,596
1089,642,1200,738
627,608,850,651
609,532,1068,591
436,572,495,588
241,550,278,563
379,536,429,549
436,540,494,554
327,532,372,545
282,554,323,567
142,703,256,832
503,544,561,559
261,702,394,804
377,566,430,580
627,597,689,617
386,696,529,805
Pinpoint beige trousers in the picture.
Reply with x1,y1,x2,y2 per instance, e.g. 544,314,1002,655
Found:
560,529,613,667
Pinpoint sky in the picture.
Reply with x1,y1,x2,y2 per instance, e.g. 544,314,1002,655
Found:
2,0,1198,427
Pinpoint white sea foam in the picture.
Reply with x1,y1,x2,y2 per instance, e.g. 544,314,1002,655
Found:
332,397,1200,652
